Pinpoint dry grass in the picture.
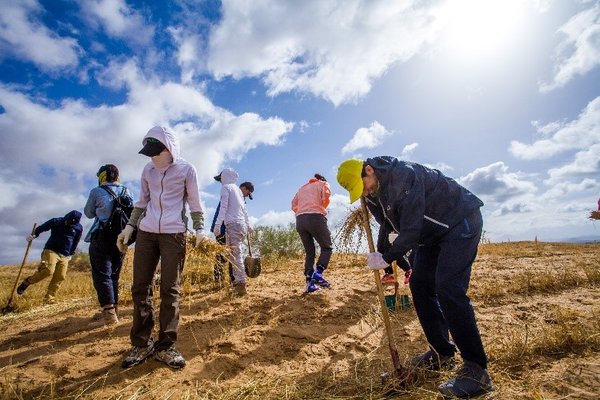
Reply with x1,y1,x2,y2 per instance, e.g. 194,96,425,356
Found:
333,207,372,254
589,210,600,220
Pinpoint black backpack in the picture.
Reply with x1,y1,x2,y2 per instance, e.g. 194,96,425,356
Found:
99,186,136,245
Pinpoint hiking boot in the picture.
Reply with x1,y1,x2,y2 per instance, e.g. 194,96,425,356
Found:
438,361,494,398
88,307,119,328
232,282,247,296
154,347,186,369
305,280,321,293
310,270,330,288
16,281,29,295
381,273,396,285
122,342,155,369
410,349,455,371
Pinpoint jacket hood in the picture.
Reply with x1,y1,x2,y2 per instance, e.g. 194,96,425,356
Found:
366,156,397,186
220,168,239,184
64,210,82,225
143,126,180,161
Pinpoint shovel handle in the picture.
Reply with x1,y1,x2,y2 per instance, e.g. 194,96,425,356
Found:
246,234,253,257
360,198,402,371
6,223,37,307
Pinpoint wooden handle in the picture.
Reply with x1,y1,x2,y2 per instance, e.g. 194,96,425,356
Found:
360,198,402,371
6,223,37,306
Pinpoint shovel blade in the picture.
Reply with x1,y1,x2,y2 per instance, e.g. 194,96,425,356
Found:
244,256,262,278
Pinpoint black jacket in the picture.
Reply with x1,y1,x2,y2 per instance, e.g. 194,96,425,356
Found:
34,210,83,257
365,156,483,264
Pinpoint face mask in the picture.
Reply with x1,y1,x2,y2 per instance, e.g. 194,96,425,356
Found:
151,149,173,168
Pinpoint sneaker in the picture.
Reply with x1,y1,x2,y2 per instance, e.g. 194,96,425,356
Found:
16,281,29,295
88,307,119,328
310,270,330,288
305,281,321,293
122,343,155,369
381,273,396,285
410,349,455,371
232,282,247,296
154,347,186,369
438,361,494,398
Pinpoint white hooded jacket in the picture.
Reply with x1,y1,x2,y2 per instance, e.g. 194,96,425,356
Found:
213,168,250,231
135,126,204,234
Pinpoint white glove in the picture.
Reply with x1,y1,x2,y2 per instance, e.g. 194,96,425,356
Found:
195,230,209,247
116,225,135,253
26,234,35,242
66,256,72,261
367,252,389,270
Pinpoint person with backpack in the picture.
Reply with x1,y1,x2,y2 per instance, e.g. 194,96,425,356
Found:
16,210,83,304
116,126,207,370
291,173,333,293
84,164,134,328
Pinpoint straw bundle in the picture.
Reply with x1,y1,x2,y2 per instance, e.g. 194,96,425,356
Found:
334,207,373,253
589,210,600,220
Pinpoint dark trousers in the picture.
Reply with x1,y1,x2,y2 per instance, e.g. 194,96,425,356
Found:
295,213,333,279
130,230,186,351
89,234,124,307
214,234,233,283
409,209,488,369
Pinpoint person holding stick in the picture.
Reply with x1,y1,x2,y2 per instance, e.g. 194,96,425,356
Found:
337,156,494,399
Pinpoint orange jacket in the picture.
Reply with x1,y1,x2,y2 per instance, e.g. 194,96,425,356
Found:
291,178,331,216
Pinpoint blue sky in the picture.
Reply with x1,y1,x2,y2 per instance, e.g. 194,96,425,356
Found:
1,0,599,264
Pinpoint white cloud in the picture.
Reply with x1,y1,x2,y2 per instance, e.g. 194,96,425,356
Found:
80,0,154,44
540,3,600,92
341,121,392,154
399,142,418,160
206,0,442,106
459,162,537,203
253,210,295,227
0,0,80,70
546,144,600,183
509,96,600,160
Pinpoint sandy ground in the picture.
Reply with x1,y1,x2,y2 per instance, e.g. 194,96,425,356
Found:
0,243,599,399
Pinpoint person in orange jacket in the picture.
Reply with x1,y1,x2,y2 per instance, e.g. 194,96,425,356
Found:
291,174,333,293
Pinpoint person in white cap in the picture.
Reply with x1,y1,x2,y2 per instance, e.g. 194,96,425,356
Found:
117,126,208,370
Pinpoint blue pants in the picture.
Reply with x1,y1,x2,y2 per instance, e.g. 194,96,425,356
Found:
89,235,124,307
409,209,488,369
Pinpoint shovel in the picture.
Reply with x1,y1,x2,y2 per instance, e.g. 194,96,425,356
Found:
2,223,37,314
244,234,261,278
360,198,415,389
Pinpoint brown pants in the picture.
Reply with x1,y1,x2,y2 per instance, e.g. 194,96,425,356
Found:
25,249,69,301
129,230,186,350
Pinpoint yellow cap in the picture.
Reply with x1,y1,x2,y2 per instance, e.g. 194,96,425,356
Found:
337,159,364,204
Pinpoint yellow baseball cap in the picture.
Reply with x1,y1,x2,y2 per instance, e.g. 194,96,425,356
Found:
337,159,364,204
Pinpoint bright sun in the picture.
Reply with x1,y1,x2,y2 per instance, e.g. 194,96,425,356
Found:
438,0,526,60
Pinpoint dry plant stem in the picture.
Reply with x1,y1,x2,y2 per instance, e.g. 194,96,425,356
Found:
2,223,37,313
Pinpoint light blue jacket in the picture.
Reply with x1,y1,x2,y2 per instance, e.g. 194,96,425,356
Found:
84,183,134,242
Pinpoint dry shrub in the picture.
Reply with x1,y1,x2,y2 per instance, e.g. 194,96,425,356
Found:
589,210,600,220
334,207,372,253
509,269,586,296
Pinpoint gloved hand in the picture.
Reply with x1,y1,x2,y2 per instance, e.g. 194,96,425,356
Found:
367,252,388,270
195,230,210,247
26,234,35,242
404,269,412,284
117,225,135,253
66,256,72,261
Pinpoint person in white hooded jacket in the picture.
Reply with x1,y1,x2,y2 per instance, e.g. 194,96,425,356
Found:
212,168,252,295
117,126,207,370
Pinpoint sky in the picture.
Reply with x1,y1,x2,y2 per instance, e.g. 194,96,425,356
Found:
1,0,599,264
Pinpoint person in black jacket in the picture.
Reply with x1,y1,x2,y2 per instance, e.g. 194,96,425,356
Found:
337,157,494,399
17,210,83,304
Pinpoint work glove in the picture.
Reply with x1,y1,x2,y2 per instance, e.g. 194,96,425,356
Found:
195,230,210,247
117,225,135,253
367,252,388,270
403,269,412,284
66,256,72,261
26,234,35,242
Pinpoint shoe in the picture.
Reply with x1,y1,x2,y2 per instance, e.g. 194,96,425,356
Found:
410,349,455,371
381,273,396,285
16,281,29,295
438,361,495,398
305,281,321,293
310,270,330,288
122,343,155,369
232,282,247,296
154,347,186,369
88,307,119,328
